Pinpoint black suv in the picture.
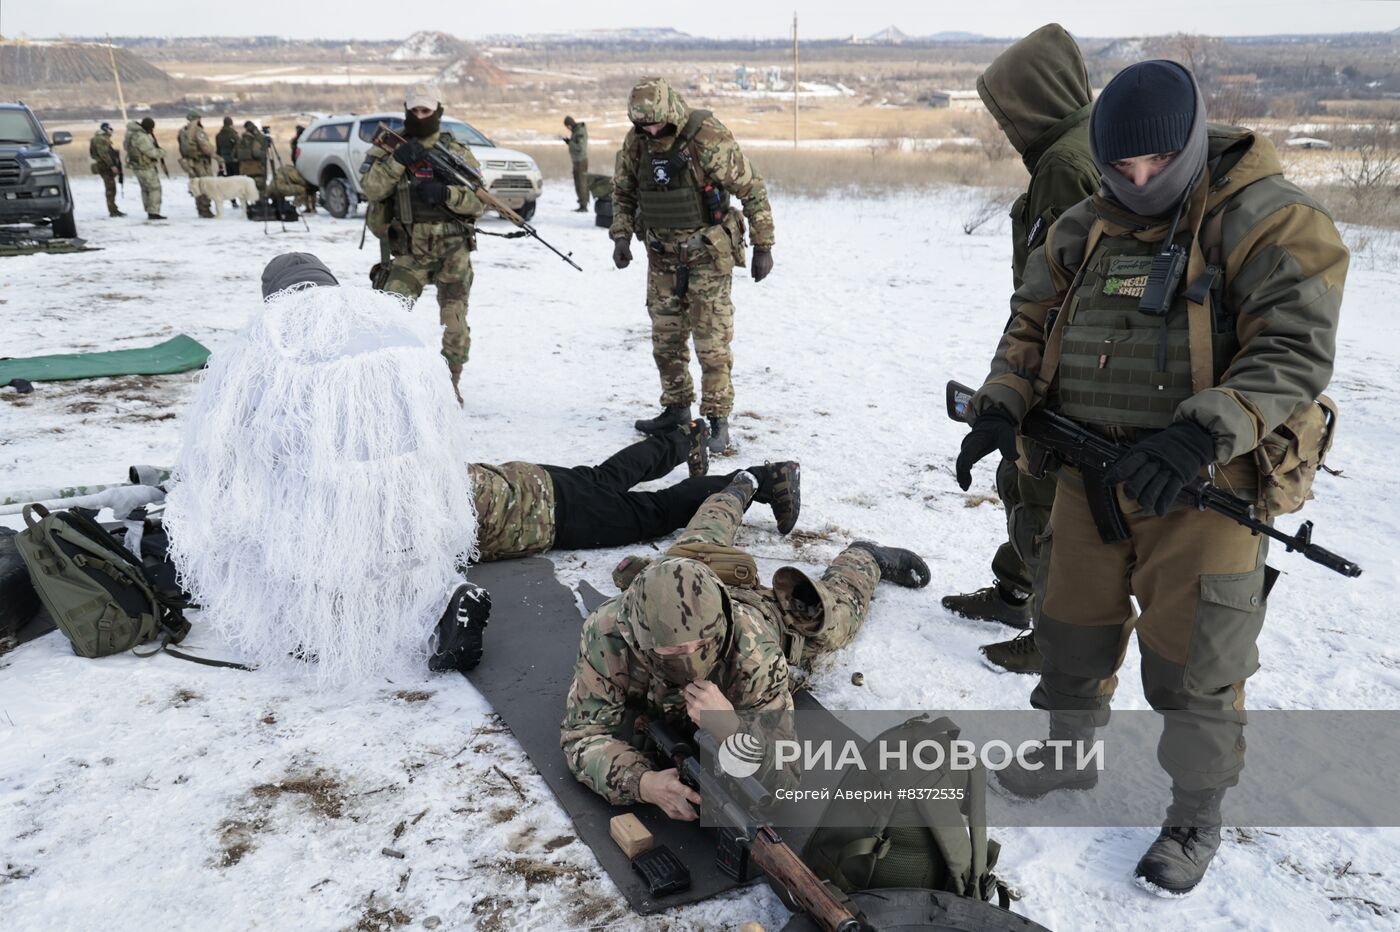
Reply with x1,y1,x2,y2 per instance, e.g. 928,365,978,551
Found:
0,102,77,238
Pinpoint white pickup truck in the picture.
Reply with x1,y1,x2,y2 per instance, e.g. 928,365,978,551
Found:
293,112,543,220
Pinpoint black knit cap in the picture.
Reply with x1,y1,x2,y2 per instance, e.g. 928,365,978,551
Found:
1091,60,1196,162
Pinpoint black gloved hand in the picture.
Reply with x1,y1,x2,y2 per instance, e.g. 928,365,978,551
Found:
613,236,633,269
751,247,773,282
1102,421,1216,517
392,140,429,168
414,180,449,207
955,410,1019,491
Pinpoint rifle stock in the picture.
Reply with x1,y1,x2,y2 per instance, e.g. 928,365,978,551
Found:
945,380,1362,578
647,720,863,932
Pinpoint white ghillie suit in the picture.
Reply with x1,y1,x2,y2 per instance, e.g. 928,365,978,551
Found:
165,280,477,685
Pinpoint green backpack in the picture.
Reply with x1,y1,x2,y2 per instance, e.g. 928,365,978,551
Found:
13,503,191,658
771,715,1009,912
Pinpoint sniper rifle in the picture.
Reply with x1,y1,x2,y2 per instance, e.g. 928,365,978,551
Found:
373,127,582,271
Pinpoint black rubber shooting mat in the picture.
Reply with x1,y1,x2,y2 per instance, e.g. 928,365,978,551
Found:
465,558,842,916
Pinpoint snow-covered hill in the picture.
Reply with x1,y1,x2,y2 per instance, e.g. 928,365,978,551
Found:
1,177,1397,930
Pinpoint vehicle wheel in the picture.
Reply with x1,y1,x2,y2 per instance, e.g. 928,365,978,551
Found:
52,208,78,239
322,177,357,219
517,199,537,222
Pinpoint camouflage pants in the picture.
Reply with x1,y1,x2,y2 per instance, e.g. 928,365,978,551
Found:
992,457,1057,597
132,166,161,214
382,232,474,367
182,157,214,215
98,169,119,215
1033,471,1271,793
646,260,735,417
571,158,589,209
670,487,880,662
239,160,267,196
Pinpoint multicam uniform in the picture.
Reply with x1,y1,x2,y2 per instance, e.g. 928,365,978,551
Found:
177,116,217,217
970,125,1348,796
361,131,484,376
561,483,879,805
611,78,775,420
237,126,268,195
267,164,316,213
88,130,121,216
565,121,589,209
122,121,162,215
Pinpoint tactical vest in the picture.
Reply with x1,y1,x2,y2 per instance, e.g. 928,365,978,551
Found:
636,111,727,230
177,125,201,160
384,139,470,227
1053,222,1235,431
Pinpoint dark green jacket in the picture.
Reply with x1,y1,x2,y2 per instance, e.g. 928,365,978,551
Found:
565,122,588,163
977,23,1100,289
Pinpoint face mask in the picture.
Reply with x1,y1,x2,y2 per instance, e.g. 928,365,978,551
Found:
404,105,443,139
653,637,720,685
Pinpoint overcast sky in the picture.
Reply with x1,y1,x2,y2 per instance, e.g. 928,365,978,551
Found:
3,1,1397,41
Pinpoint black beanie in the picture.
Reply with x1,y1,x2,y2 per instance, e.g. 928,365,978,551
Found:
140,117,155,132
261,253,339,298
1090,60,1196,162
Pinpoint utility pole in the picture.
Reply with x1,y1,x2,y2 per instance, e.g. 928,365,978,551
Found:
107,35,129,124
792,12,799,148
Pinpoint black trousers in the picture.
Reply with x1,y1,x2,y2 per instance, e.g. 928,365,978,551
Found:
544,434,736,550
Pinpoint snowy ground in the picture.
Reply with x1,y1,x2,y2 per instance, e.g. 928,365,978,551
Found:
2,176,1399,931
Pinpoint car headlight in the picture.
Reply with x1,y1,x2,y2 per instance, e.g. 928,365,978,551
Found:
25,155,60,172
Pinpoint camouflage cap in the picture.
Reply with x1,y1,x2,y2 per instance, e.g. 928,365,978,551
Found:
627,77,687,128
405,83,441,111
186,109,201,120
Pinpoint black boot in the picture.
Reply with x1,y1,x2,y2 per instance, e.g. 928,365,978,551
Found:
942,582,1032,629
429,582,492,674
635,404,690,435
110,209,126,217
146,212,167,220
1134,787,1225,895
707,415,731,454
750,461,800,535
848,540,931,588
995,717,1100,798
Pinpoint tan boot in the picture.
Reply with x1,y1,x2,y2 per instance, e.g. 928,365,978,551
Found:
449,364,464,406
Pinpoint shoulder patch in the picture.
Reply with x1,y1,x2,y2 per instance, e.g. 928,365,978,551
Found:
358,155,376,174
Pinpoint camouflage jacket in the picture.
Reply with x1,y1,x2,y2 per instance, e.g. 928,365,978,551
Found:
974,126,1349,465
267,165,311,198
215,125,240,161
177,121,215,162
560,576,792,805
610,78,774,249
565,122,588,162
361,130,485,225
469,461,556,562
236,129,266,163
123,121,161,170
88,132,118,171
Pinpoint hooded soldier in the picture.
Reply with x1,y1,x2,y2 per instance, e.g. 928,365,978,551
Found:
609,77,775,455
945,23,1103,674
164,253,482,685
562,472,930,819
956,60,1348,894
361,83,485,403
237,119,268,194
89,121,124,217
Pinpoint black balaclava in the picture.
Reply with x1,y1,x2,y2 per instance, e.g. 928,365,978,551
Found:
1090,60,1208,218
140,117,155,133
261,253,339,299
404,104,443,139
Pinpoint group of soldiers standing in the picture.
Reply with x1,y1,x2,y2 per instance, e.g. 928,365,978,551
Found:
87,111,315,222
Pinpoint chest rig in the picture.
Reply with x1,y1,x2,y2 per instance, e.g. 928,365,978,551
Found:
636,110,727,230
1042,186,1233,432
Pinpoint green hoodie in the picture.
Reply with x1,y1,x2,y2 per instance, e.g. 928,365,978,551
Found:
977,23,1100,288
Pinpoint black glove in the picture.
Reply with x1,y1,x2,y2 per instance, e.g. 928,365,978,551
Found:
613,237,633,269
392,140,429,168
751,247,773,282
955,410,1019,491
414,180,449,207
1102,421,1216,517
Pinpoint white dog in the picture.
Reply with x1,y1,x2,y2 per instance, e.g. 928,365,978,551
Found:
189,175,262,217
